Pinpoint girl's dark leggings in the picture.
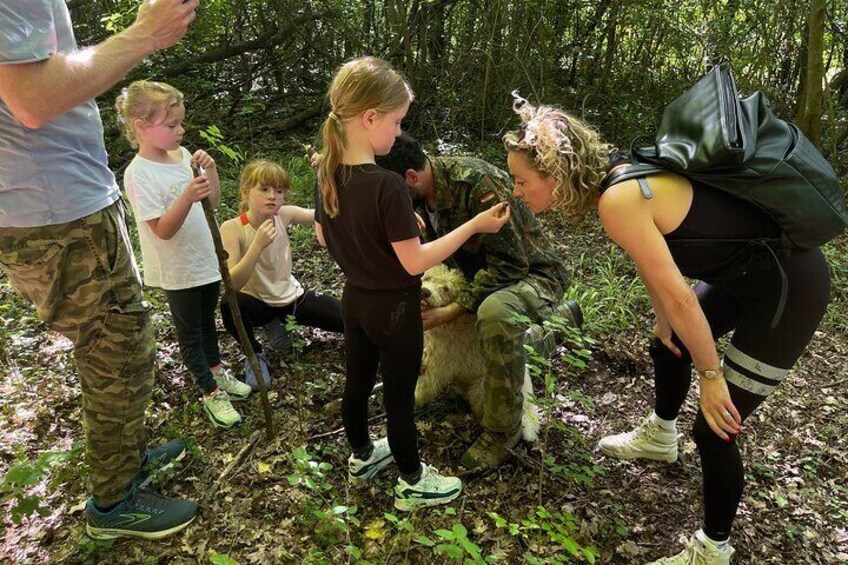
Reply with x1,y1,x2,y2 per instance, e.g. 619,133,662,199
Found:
220,288,343,353
164,281,222,395
652,248,830,541
341,281,423,475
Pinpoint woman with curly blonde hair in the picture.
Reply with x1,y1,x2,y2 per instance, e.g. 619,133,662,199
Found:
502,97,611,220
503,94,830,564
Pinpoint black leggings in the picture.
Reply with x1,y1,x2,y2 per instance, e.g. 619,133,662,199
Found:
164,281,222,395
220,289,343,353
341,281,423,475
652,248,830,541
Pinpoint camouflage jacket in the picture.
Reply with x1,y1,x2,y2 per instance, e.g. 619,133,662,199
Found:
420,156,568,311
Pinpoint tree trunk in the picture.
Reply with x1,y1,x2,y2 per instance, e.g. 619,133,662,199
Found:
796,0,826,145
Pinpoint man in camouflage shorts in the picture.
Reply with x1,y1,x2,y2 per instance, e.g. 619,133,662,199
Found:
377,133,581,472
0,0,199,539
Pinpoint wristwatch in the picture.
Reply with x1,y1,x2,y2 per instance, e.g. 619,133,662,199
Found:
697,368,724,380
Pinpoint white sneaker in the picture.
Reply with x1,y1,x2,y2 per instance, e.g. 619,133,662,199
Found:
394,463,462,511
213,367,252,400
348,437,394,484
202,390,242,429
598,413,679,463
649,530,735,564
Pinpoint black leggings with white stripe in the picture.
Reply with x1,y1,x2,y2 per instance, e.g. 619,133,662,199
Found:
653,247,830,541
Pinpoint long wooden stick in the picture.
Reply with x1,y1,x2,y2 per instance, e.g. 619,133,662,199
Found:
194,165,275,440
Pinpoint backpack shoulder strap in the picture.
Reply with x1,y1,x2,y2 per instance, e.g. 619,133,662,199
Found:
600,163,667,200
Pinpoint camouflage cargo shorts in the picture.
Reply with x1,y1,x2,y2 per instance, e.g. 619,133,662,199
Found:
0,201,155,505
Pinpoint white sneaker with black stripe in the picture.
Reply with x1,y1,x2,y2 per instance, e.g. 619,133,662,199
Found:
348,437,394,483
394,463,462,511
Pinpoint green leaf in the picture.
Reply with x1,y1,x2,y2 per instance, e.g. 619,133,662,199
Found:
434,528,455,540
5,465,38,486
415,535,436,547
436,543,464,559
209,551,240,565
11,494,44,523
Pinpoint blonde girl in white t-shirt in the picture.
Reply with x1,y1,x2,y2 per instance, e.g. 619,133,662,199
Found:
219,160,344,390
117,80,251,430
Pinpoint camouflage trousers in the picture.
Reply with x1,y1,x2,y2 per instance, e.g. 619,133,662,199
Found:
475,279,556,433
0,201,155,506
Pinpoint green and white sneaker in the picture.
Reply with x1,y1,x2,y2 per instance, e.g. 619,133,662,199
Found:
213,367,252,400
86,489,198,540
202,389,242,429
394,463,462,511
348,437,394,484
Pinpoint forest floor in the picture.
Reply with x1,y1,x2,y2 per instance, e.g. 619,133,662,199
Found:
1,216,847,565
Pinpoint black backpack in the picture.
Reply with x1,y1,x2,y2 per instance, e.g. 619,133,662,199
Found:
601,63,848,250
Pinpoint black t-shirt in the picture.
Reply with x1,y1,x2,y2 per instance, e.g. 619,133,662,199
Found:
315,164,421,289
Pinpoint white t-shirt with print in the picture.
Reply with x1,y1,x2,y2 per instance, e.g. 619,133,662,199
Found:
124,147,220,290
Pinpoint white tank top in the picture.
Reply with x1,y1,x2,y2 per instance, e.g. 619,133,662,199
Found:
234,212,304,306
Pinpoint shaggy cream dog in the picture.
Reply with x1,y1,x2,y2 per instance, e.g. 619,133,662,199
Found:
417,264,540,442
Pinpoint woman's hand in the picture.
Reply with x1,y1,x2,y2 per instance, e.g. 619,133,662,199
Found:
252,219,277,250
699,376,743,441
472,202,510,233
653,317,682,357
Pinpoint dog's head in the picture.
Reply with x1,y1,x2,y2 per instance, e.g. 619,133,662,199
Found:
421,264,468,308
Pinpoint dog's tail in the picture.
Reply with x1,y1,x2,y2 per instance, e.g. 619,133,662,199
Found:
521,370,541,442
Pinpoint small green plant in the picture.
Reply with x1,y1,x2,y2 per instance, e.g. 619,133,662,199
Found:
76,536,115,559
287,446,359,546
416,522,491,564
345,543,374,565
570,246,649,335
488,506,598,563
1,440,85,524
284,154,317,207
284,314,306,358
199,125,246,169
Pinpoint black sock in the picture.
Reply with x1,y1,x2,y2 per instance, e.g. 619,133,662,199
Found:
401,464,422,484
352,442,374,461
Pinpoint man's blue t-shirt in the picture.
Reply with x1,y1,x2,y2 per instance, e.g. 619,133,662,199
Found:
0,0,119,227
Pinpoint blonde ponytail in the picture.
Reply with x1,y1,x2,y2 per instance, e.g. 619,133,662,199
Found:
318,57,413,218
